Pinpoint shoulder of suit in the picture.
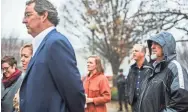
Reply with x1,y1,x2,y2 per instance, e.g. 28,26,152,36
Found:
47,32,69,45
45,33,63,46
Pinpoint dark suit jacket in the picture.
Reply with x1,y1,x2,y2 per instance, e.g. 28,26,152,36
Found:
20,29,85,112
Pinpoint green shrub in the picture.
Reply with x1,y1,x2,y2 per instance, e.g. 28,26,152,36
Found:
111,87,118,101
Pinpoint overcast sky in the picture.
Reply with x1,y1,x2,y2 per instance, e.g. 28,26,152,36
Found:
2,0,65,39
2,0,186,40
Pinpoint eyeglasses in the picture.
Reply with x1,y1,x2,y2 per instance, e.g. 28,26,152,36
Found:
2,66,11,72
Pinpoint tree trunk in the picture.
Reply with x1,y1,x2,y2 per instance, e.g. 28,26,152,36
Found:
110,60,121,87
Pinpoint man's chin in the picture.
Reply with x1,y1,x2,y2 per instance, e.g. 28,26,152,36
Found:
26,28,31,33
132,57,137,60
27,30,31,34
151,54,157,60
133,58,138,61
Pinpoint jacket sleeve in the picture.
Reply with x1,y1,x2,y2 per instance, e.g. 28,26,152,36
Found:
162,60,188,112
126,68,132,104
93,76,111,105
127,69,131,89
47,39,85,112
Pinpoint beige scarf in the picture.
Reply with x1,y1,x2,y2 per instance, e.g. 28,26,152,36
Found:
13,88,20,112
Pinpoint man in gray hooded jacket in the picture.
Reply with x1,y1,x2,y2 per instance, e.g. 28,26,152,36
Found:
138,32,188,112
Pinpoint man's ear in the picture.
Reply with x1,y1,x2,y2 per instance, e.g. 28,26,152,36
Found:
41,11,48,22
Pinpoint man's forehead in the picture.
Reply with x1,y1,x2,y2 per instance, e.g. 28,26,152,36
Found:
152,41,160,45
25,3,35,11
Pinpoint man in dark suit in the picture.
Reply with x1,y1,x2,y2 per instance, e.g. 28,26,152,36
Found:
20,0,85,112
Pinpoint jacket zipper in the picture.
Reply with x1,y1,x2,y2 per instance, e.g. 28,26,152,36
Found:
138,68,154,112
88,81,90,98
86,80,90,110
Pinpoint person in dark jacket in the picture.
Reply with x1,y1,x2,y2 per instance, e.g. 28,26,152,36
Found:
127,44,152,112
1,56,23,112
138,32,188,112
116,69,128,111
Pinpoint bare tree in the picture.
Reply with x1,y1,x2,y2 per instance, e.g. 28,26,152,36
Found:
177,41,188,71
60,0,140,80
1,35,25,67
132,0,188,36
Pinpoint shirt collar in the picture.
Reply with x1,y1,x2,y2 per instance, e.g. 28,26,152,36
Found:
32,26,55,56
132,59,148,69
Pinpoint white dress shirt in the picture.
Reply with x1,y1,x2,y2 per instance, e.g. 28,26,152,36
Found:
32,26,55,57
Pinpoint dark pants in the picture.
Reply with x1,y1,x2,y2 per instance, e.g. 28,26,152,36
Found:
131,99,138,112
118,88,128,111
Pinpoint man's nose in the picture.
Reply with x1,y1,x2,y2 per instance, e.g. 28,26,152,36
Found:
21,57,24,62
22,17,27,24
151,44,155,49
132,50,135,54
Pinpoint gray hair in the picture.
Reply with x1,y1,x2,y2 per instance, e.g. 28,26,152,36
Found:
26,0,59,26
133,44,146,54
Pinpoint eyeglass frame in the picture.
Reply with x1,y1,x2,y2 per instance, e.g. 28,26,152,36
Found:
1,66,11,72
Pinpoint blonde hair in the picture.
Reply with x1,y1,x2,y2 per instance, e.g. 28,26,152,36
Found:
88,55,104,73
20,43,33,56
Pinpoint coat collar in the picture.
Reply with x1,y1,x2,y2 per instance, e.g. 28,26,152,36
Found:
87,72,103,80
1,76,22,100
131,59,149,69
22,29,56,83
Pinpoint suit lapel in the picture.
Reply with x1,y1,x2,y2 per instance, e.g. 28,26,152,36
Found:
1,87,12,99
23,29,56,81
24,41,45,76
1,76,22,100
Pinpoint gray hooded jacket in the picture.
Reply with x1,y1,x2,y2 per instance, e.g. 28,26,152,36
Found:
138,32,188,112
